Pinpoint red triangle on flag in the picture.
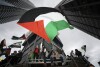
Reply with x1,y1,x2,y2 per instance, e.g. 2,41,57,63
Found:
17,20,50,42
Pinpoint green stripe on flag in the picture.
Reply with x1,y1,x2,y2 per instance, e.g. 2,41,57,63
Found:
45,20,71,41
53,20,70,31
45,22,58,41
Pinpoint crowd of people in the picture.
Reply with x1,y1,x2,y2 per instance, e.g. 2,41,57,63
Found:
28,44,93,66
28,45,47,62
28,44,66,66
28,44,88,66
50,50,64,66
0,39,95,67
0,38,23,67
0,50,22,67
70,49,95,67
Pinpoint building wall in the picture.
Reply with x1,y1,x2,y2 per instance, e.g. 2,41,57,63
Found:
0,0,35,24
56,0,100,40
0,5,26,24
2,0,35,10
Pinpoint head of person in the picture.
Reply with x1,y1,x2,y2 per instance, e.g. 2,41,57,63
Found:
75,49,78,52
36,45,38,48
71,50,73,52
14,51,17,54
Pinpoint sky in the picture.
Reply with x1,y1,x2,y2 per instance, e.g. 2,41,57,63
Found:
0,0,100,66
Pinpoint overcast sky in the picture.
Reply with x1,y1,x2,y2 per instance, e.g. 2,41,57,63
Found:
0,0,100,66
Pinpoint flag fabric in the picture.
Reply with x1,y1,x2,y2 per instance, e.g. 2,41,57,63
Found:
20,34,26,39
11,36,20,40
17,7,73,42
9,41,22,48
18,13,72,42
35,12,71,42
0,39,6,49
81,45,86,52
12,34,26,40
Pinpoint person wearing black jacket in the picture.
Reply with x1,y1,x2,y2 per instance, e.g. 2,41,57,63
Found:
75,49,82,57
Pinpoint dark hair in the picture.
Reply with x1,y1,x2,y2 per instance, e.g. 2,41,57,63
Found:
75,49,78,51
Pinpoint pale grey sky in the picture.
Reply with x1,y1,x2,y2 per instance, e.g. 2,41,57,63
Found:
0,0,100,66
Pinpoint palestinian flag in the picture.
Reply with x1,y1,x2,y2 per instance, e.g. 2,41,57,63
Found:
34,12,71,41
11,34,26,40
8,41,22,48
17,7,73,42
81,45,86,52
